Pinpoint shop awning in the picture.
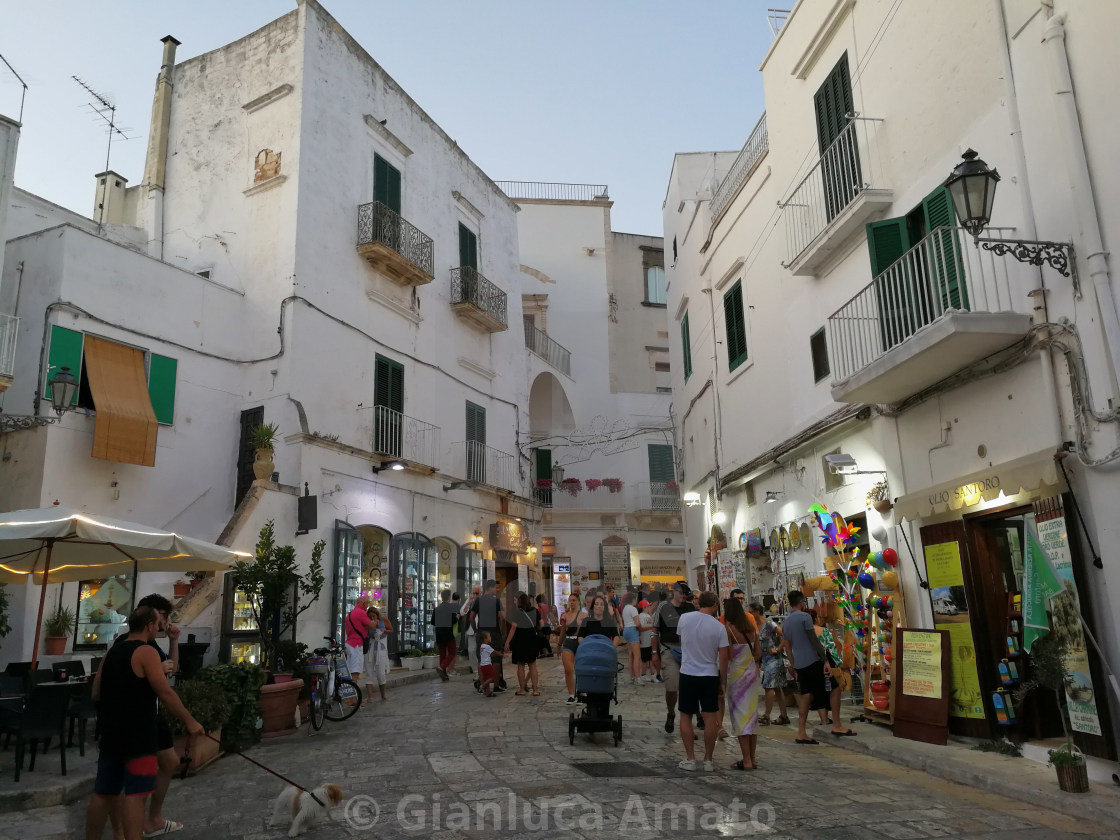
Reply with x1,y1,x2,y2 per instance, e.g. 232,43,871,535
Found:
84,335,158,467
894,448,1064,521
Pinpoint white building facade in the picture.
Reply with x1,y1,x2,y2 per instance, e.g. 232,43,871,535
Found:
0,0,537,665
665,0,1118,759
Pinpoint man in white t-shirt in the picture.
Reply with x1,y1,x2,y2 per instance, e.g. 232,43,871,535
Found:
675,591,729,771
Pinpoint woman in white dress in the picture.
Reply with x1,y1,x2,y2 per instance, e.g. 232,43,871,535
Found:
363,606,393,701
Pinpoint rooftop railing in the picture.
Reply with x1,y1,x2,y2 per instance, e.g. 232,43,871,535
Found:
495,181,609,202
710,113,768,223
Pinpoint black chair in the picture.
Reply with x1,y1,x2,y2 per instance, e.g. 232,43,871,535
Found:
0,674,21,697
89,657,103,677
26,669,54,692
52,661,85,682
0,684,71,782
3,662,31,679
67,679,99,756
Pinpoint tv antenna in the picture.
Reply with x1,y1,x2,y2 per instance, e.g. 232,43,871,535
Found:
0,52,28,122
72,76,131,227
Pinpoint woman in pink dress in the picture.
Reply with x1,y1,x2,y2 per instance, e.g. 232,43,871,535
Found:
724,598,762,770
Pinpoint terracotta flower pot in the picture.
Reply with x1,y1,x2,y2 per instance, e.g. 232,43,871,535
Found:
873,500,893,514
173,583,191,598
253,448,275,480
190,578,204,590
259,679,303,738
45,636,68,656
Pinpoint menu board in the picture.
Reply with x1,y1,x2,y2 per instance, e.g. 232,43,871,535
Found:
893,628,950,745
600,543,631,589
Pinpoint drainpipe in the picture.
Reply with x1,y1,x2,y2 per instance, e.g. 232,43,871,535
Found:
142,35,179,260
1041,12,1120,397
994,0,1063,447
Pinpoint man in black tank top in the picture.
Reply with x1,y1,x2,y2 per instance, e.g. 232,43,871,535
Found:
85,606,202,840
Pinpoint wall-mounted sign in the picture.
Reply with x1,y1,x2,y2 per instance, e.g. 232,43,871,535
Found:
541,535,556,556
600,542,631,589
490,521,528,553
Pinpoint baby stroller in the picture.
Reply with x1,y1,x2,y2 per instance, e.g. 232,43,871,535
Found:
568,634,623,745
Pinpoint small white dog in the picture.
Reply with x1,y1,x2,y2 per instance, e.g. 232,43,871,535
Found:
269,783,344,837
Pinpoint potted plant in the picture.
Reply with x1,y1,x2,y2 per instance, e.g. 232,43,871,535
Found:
400,649,423,671
603,477,623,493
421,645,438,670
1016,634,1088,793
231,520,325,737
585,479,603,492
173,579,191,598
161,680,230,773
866,479,892,513
559,478,582,496
197,662,266,751
44,606,76,655
250,422,280,480
188,571,207,591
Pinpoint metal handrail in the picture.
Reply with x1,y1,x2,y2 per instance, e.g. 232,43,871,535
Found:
0,313,17,379
827,226,1025,381
710,113,768,222
450,266,507,327
372,405,440,468
356,201,434,278
523,321,571,377
495,182,609,202
457,440,516,492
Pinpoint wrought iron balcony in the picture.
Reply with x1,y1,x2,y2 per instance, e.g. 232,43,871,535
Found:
450,441,517,493
642,481,682,512
450,267,508,333
356,201,434,286
523,321,571,377
495,181,609,202
828,226,1033,404
372,405,440,469
0,312,17,393
710,113,768,224
780,116,892,276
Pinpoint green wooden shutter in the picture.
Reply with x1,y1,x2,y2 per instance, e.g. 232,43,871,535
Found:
535,448,552,481
681,313,693,380
374,354,404,413
814,53,854,152
466,402,486,444
45,325,83,405
647,444,675,483
458,224,478,270
867,218,910,278
147,354,177,425
921,187,967,311
867,218,917,350
374,155,401,215
814,53,858,220
724,281,748,372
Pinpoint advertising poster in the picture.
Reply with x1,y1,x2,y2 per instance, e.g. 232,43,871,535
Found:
901,631,943,699
1036,516,1103,736
716,550,748,602
924,541,985,719
485,558,496,585
517,563,529,597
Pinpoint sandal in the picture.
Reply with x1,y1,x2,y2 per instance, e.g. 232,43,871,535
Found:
776,716,790,725
730,760,755,771
531,690,541,696
515,690,529,696
758,717,771,726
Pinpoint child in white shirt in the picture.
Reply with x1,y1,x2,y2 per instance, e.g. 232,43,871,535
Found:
477,631,502,697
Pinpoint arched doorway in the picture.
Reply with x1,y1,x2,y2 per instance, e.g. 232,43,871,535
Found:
388,531,435,657
529,372,576,506
356,525,392,616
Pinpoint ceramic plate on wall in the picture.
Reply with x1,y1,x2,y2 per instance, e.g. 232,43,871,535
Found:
770,528,779,552
800,523,813,549
779,526,790,552
788,523,801,549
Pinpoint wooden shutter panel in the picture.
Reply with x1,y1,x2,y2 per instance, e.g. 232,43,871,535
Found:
814,53,854,152
375,355,403,413
374,155,401,214
466,402,485,444
46,326,83,405
867,218,910,278
724,283,748,369
681,313,692,379
459,224,478,270
647,444,674,483
147,354,177,425
921,187,968,310
535,448,552,481
389,363,403,414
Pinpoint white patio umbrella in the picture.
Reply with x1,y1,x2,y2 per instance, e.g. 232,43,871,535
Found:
0,506,250,665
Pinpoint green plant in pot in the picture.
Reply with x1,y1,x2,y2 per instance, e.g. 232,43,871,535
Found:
250,422,280,480
197,662,266,751
159,679,231,772
866,479,891,513
1015,633,1087,793
44,605,76,655
232,521,324,737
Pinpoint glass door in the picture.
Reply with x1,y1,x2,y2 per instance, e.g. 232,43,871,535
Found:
333,522,363,643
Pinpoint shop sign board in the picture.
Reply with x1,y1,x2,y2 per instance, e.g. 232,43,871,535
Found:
924,541,985,719
485,558,496,584
490,521,528,553
894,628,950,745
600,542,631,589
639,561,685,579
900,631,943,699
1036,515,1103,736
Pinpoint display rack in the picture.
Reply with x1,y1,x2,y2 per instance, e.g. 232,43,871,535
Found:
994,591,1023,726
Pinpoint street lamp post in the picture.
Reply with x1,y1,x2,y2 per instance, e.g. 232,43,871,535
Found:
0,366,79,432
943,149,1076,281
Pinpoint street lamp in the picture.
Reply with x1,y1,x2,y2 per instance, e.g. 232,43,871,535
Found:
943,149,1074,278
49,366,79,416
550,462,565,484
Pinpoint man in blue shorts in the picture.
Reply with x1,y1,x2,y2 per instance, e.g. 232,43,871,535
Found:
85,606,202,840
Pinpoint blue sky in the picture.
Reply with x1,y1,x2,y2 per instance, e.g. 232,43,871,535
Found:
1,1,774,235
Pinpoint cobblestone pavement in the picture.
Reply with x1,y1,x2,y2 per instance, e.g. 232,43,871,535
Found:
0,658,1112,839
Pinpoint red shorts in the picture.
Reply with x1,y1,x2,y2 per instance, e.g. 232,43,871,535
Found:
94,753,158,797
478,665,496,684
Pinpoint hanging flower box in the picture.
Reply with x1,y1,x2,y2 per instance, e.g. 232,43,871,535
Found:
665,480,678,490
603,478,623,493
585,479,603,492
536,478,553,488
559,478,583,496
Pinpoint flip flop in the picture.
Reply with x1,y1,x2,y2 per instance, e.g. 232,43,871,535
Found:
730,760,755,771
832,729,857,736
143,820,184,838
795,738,819,745
515,690,529,696
531,690,541,696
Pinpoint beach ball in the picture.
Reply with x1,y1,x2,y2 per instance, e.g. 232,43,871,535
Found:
881,570,898,591
882,548,899,567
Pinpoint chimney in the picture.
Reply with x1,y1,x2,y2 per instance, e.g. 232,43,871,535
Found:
93,170,128,225
141,35,179,258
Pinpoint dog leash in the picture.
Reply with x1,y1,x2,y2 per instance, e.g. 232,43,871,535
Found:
180,733,326,807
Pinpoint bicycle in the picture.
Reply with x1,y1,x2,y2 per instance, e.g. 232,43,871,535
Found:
305,637,362,731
